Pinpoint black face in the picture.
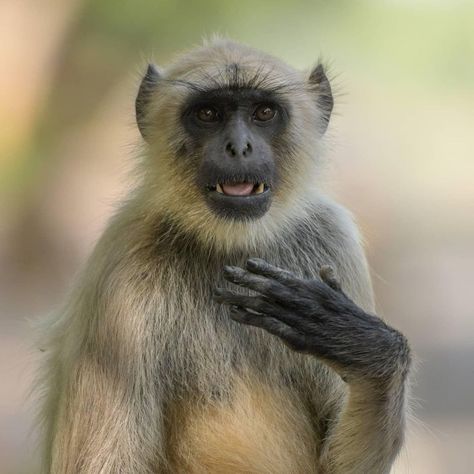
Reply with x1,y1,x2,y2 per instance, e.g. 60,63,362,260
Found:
181,88,289,220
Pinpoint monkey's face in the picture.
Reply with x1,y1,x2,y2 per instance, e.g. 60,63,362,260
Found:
136,40,333,237
179,87,289,220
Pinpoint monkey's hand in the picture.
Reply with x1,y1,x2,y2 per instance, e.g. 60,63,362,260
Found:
213,258,410,382
214,258,411,472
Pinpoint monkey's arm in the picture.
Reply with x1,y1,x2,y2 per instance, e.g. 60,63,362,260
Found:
213,258,411,474
40,246,166,473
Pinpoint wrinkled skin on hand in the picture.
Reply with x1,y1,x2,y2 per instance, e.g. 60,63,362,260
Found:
213,258,409,382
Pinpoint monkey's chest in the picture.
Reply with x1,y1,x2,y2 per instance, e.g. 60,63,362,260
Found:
167,375,319,473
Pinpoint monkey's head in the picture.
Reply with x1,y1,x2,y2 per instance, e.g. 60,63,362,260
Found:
136,38,333,250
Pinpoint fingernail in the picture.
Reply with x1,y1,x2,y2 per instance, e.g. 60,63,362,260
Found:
224,266,244,277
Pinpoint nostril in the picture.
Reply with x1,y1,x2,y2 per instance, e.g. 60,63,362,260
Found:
225,141,252,157
225,142,236,157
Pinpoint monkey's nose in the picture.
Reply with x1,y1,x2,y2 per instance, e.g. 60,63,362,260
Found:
225,141,253,158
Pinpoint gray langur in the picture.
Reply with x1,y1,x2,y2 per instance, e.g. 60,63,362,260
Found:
38,38,411,473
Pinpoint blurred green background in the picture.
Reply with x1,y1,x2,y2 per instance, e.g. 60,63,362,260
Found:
1,0,473,472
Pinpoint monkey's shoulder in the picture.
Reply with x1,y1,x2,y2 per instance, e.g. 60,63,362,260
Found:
310,197,362,249
277,196,374,311
278,196,361,264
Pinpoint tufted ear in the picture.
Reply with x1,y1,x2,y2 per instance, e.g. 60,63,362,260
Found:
308,63,333,134
136,64,161,141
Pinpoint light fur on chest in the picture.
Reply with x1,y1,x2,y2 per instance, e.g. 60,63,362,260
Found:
167,374,319,474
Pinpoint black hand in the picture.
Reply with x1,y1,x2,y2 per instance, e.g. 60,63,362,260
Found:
213,258,408,380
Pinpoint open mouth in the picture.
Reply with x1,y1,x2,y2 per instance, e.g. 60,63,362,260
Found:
203,177,273,220
206,182,269,197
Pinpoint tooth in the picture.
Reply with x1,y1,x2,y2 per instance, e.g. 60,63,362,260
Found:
216,184,224,194
255,183,264,194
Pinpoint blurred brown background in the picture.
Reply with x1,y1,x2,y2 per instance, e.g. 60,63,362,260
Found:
1,0,473,472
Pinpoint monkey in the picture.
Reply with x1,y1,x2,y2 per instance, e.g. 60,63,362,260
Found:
38,38,411,473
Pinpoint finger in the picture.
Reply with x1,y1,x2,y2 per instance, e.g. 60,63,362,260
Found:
222,266,296,304
213,288,271,312
246,258,300,286
319,265,342,292
212,288,253,306
229,307,305,349
213,288,303,326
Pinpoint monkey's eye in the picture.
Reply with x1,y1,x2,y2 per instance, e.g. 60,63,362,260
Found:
253,104,277,122
196,106,220,123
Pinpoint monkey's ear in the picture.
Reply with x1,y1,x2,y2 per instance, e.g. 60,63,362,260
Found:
308,64,333,134
136,64,161,140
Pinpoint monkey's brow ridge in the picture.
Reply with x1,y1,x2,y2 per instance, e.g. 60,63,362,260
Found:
164,68,303,96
